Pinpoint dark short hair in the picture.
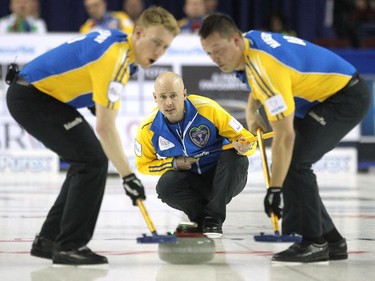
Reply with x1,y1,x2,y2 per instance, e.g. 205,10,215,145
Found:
199,13,242,39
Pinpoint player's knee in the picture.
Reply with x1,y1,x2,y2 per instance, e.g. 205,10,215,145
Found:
84,149,108,172
156,181,168,200
156,172,176,199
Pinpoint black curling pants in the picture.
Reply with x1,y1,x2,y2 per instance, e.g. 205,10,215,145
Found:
282,77,371,238
156,149,249,226
6,82,108,250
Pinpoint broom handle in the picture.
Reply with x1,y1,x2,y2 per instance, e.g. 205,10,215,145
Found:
256,128,280,234
222,131,274,151
137,199,158,236
194,131,274,159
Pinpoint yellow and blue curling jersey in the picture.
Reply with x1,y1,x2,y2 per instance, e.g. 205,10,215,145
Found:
80,11,134,34
20,29,137,109
237,31,357,121
134,94,256,176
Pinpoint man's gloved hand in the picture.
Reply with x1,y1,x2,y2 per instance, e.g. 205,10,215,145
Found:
232,136,255,155
264,187,283,218
123,173,146,206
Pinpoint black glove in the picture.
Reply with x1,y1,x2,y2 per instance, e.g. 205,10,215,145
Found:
123,173,146,206
264,187,283,218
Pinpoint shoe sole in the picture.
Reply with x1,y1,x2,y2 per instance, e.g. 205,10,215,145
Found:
329,253,348,260
271,260,329,266
204,232,223,239
52,263,109,268
272,255,329,263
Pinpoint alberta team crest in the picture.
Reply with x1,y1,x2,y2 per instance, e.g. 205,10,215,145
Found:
189,125,210,148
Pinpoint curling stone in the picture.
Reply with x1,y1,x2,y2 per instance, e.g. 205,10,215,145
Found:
158,236,215,264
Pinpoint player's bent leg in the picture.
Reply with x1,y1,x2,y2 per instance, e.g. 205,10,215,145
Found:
156,170,207,225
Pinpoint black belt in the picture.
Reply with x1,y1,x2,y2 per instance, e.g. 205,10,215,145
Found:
15,75,32,87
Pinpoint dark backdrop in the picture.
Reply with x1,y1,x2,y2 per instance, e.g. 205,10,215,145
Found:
0,0,327,41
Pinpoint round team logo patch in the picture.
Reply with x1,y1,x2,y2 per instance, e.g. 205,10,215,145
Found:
189,125,210,148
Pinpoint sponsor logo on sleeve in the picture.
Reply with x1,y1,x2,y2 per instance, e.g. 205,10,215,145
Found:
134,139,142,157
264,94,287,116
229,117,243,132
108,81,123,103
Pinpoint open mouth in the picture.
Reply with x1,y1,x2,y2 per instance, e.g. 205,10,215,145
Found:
149,59,155,64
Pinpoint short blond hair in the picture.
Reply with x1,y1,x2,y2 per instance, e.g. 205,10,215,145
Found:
137,6,180,37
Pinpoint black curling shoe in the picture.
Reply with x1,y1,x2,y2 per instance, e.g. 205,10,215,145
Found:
30,235,54,259
202,217,223,238
53,246,108,266
328,238,348,260
272,242,329,263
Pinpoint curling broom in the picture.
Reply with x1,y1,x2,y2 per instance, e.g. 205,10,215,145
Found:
136,199,176,243
253,128,301,243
